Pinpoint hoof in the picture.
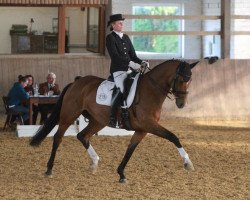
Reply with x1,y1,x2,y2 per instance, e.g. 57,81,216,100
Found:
90,164,98,174
119,178,127,184
44,171,53,178
184,160,194,171
89,161,98,174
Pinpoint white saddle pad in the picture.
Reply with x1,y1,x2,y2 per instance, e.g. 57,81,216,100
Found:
96,73,140,107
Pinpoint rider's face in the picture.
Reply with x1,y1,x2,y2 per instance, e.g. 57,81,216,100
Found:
112,20,124,32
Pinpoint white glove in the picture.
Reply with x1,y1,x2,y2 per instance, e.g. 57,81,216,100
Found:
126,69,132,74
128,61,141,70
141,60,149,68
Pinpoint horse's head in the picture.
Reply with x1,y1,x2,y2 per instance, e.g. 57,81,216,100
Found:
171,61,198,108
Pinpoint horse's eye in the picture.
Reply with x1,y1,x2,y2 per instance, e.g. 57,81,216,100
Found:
178,77,184,83
183,76,190,82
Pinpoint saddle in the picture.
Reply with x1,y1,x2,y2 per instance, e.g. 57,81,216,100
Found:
96,72,140,108
96,72,140,130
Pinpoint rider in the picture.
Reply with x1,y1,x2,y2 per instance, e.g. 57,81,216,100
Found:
106,14,148,127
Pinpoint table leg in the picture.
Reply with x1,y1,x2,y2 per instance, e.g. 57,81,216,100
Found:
29,100,33,125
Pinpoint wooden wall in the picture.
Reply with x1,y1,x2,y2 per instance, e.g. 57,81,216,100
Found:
0,55,250,119
161,59,250,119
0,54,110,96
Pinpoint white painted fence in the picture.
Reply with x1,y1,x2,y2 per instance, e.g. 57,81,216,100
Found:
16,115,134,137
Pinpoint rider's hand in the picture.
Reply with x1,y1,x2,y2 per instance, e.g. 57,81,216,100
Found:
141,61,149,68
126,69,133,74
128,61,141,70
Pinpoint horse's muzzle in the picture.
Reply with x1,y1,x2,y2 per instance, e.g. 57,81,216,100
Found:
176,98,186,108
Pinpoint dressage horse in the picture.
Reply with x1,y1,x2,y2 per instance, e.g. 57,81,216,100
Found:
30,59,199,183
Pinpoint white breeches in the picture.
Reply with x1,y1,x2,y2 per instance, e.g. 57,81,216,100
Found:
113,71,128,93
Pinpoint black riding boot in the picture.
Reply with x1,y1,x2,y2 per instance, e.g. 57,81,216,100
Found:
120,75,135,130
109,88,123,128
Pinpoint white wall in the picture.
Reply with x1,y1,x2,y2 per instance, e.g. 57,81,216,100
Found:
66,7,87,46
202,0,250,59
231,0,250,59
202,0,221,58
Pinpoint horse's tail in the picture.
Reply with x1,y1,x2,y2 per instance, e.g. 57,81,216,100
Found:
29,83,72,146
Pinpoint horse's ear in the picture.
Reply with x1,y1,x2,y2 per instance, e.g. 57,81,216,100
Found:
204,56,219,64
190,61,199,69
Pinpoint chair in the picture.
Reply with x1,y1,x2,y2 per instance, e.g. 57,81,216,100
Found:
2,96,24,130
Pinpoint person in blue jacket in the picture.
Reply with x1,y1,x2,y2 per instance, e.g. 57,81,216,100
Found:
7,75,29,124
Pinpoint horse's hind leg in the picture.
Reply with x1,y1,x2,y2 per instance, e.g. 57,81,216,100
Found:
117,131,147,183
77,117,105,173
148,123,194,171
45,123,71,177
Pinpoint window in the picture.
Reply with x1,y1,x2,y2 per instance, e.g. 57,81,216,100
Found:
0,7,58,54
0,6,105,55
132,4,183,59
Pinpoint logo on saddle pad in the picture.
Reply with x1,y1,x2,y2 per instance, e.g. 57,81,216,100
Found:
97,93,108,101
96,73,140,107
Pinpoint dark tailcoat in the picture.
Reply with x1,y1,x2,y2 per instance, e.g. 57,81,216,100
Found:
38,82,60,124
106,32,142,74
38,82,60,95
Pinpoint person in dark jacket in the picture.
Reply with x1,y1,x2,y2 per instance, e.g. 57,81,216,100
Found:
7,76,29,124
24,74,34,95
38,72,60,124
106,14,149,127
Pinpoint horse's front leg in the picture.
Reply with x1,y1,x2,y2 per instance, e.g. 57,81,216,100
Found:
148,123,194,171
117,131,147,183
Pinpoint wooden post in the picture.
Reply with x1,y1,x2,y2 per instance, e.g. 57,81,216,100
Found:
221,0,231,58
99,5,106,55
58,5,66,54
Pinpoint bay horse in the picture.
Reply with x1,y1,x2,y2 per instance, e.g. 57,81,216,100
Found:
30,59,199,183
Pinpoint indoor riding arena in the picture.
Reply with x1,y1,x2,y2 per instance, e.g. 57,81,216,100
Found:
0,0,249,200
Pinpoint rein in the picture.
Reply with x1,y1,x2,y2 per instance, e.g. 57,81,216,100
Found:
148,75,169,97
142,64,172,98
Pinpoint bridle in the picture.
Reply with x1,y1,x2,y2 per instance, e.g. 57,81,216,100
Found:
147,62,192,100
170,64,192,99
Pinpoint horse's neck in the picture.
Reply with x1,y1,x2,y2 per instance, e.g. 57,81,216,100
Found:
146,61,178,94
136,62,178,111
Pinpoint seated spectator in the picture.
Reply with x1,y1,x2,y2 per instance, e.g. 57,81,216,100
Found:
18,74,23,82
38,72,60,124
24,74,39,124
24,74,34,95
7,75,29,124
